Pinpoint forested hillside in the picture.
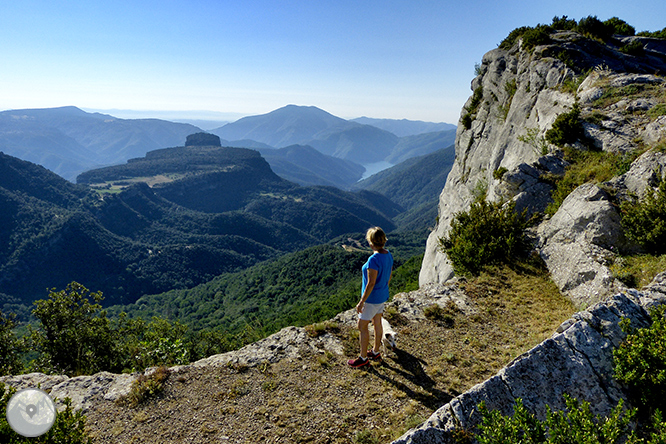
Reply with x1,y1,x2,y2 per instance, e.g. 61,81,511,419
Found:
0,143,415,311
107,229,427,352
354,146,456,231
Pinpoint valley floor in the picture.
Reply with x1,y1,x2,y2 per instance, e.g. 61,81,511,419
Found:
82,264,574,443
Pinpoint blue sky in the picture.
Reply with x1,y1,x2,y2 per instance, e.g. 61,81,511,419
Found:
1,1,665,124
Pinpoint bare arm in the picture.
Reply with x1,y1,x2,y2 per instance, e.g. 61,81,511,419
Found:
356,268,378,313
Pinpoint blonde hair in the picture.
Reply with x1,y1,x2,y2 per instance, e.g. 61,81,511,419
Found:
365,226,387,248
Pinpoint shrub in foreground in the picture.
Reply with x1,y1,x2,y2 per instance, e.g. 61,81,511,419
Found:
0,383,91,444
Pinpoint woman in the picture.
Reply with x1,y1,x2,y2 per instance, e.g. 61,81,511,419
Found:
348,227,393,368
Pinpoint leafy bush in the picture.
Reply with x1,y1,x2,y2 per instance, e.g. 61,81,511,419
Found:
576,15,615,41
30,282,115,375
0,310,23,376
545,104,587,147
462,86,483,130
477,395,636,444
604,17,636,36
438,199,529,276
0,383,91,443
521,27,551,51
545,148,635,215
500,26,534,50
499,25,552,51
620,40,645,56
614,305,666,413
29,282,195,375
638,27,666,39
620,178,666,254
551,16,577,31
112,314,189,372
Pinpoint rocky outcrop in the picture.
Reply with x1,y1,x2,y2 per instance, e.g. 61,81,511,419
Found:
393,272,666,443
535,183,627,307
0,284,473,414
420,31,666,308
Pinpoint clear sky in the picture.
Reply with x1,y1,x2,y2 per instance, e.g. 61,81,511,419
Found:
1,0,664,124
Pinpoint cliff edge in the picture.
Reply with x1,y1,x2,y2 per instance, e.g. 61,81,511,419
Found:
420,29,666,307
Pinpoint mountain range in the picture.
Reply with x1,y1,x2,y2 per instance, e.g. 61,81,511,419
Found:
0,105,455,184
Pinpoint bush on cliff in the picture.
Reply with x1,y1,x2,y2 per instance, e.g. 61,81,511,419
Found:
621,178,666,255
614,305,666,415
476,395,639,444
438,198,529,276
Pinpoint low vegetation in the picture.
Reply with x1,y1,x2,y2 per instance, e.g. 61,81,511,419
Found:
120,366,171,408
462,85,484,130
544,147,636,215
0,383,91,444
499,15,644,52
621,178,666,255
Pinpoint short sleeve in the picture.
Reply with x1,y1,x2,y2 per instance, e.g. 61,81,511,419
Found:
367,254,380,270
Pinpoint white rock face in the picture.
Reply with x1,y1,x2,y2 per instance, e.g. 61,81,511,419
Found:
420,33,666,309
419,43,576,286
536,183,626,307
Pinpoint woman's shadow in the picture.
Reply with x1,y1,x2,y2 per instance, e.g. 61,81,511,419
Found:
369,347,454,411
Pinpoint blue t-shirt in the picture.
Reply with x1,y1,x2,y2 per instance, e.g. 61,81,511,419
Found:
361,250,393,304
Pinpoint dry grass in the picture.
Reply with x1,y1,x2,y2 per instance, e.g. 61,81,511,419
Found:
84,263,575,444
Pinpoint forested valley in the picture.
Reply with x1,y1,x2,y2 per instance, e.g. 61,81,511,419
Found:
0,136,451,375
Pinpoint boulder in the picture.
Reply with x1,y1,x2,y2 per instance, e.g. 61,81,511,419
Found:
536,183,627,307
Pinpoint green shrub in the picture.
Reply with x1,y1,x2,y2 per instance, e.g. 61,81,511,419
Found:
438,199,529,276
620,178,666,254
576,15,615,41
499,25,551,52
476,395,636,444
620,40,645,56
614,306,666,413
30,282,115,375
648,104,666,120
545,148,635,215
0,310,23,376
638,27,666,39
500,26,533,50
120,366,170,408
604,17,636,36
112,314,189,372
545,104,587,147
551,16,577,31
521,27,552,51
462,86,484,130
0,383,92,443
493,167,509,181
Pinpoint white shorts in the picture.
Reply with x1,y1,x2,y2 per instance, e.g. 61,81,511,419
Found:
359,302,385,321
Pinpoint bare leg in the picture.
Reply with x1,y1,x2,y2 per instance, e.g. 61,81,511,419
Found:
372,313,383,353
358,319,371,358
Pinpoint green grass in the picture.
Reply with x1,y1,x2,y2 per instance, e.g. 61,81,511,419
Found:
611,254,666,289
545,148,638,215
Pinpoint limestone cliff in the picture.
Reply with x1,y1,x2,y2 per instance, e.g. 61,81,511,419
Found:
420,30,666,307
